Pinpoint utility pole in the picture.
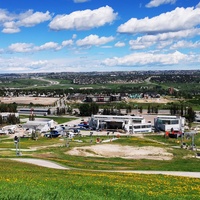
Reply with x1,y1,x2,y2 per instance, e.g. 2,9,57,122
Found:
14,135,21,156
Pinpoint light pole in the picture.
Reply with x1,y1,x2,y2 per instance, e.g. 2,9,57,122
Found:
14,135,21,156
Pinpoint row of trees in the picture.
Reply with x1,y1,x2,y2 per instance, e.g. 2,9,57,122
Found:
79,103,99,116
78,102,196,124
0,103,17,113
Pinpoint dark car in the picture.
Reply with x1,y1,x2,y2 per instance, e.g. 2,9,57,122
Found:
44,132,60,138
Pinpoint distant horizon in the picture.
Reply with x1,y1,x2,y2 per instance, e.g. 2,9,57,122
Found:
0,0,200,73
1,69,200,75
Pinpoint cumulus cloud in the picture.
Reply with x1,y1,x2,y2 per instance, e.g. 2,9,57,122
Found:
62,40,73,46
117,7,200,34
102,51,187,66
115,41,125,47
170,40,200,49
7,40,73,53
49,6,117,31
129,28,200,50
17,10,52,27
76,34,114,47
8,43,34,53
146,0,176,8
129,39,153,50
0,9,52,33
35,42,61,51
0,9,14,22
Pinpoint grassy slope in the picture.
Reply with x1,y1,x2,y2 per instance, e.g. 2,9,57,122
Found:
1,135,200,172
0,133,200,199
0,159,199,200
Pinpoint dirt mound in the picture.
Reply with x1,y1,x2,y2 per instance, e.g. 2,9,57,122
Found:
66,144,173,160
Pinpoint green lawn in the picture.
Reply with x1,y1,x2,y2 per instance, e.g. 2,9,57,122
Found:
0,159,199,200
1,135,199,172
19,115,77,124
0,133,200,199
0,79,49,88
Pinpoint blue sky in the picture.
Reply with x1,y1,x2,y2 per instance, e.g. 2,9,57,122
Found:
0,0,200,73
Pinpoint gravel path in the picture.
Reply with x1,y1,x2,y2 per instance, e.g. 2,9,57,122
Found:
10,158,200,178
11,158,68,170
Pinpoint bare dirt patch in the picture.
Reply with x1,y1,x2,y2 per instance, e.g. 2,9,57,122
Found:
0,97,59,105
66,144,173,160
127,97,175,104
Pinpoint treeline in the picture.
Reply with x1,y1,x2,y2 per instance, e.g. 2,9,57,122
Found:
0,103,17,112
1,85,168,97
79,103,99,116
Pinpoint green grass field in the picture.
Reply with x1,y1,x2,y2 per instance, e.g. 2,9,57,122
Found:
0,159,199,200
0,78,49,88
0,127,200,199
19,115,77,124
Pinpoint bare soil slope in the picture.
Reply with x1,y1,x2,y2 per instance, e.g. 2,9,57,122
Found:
66,144,173,160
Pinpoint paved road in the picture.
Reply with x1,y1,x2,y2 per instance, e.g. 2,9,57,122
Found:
11,158,68,170
10,158,200,178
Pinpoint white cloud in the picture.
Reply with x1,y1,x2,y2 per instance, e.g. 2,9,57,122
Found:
7,40,73,53
146,0,176,8
72,34,77,39
170,40,200,49
156,40,173,49
102,51,187,66
1,51,200,73
196,2,200,8
49,6,117,31
0,9,52,33
76,34,114,47
0,9,14,22
128,28,200,50
8,43,34,53
129,39,153,50
35,42,61,51
115,41,125,47
62,40,73,46
17,10,52,27
2,27,20,33
117,7,200,34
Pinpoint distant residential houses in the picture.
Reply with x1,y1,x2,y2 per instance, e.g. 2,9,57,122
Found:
129,93,161,99
84,95,121,103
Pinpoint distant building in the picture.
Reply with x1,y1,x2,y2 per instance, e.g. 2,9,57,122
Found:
85,95,121,103
154,115,185,132
18,108,50,116
22,118,57,133
89,114,152,133
195,114,200,122
0,112,19,121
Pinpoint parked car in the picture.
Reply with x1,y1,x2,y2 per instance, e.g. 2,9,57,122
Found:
44,132,60,138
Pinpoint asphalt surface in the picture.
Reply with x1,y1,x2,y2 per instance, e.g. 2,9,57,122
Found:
10,158,200,178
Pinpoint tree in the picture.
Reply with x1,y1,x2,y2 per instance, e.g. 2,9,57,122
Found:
139,106,143,114
185,107,195,123
79,104,90,116
90,102,99,115
147,105,151,114
79,103,99,116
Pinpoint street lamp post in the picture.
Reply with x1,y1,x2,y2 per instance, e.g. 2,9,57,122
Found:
14,135,21,156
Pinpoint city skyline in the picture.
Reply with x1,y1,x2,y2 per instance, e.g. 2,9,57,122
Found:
0,0,200,73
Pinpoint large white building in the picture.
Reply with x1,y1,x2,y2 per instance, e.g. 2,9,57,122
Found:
154,115,185,132
89,115,152,133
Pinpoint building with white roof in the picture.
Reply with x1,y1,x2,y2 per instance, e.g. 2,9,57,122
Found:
89,114,152,133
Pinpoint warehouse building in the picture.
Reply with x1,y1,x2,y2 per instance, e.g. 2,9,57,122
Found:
89,114,152,133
